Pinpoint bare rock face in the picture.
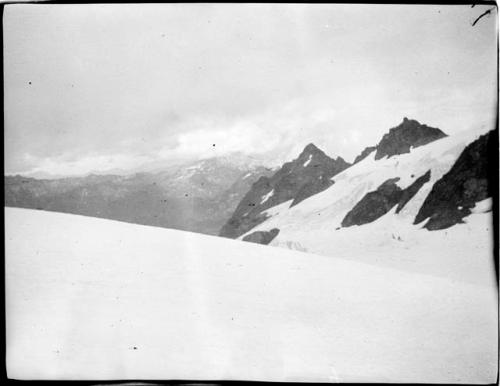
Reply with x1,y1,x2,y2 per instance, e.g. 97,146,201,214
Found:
414,131,494,230
396,170,431,213
374,118,447,160
242,228,280,245
341,178,404,227
351,118,447,165
342,170,431,227
219,143,351,238
353,146,377,164
291,174,334,207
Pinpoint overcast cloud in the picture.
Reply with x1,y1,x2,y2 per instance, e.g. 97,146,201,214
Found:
4,4,497,177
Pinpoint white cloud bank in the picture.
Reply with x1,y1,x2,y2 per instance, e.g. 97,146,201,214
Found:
4,4,497,177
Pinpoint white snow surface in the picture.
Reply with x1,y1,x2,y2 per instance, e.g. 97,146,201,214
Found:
5,207,497,382
260,189,274,204
471,198,493,214
303,154,312,167
239,128,495,283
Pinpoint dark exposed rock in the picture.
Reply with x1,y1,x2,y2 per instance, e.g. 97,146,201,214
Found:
353,146,377,164
342,170,432,227
242,228,280,245
395,170,431,213
341,178,403,227
218,175,273,238
291,174,334,207
218,209,271,239
374,118,447,160
352,118,446,165
219,143,351,238
414,131,494,230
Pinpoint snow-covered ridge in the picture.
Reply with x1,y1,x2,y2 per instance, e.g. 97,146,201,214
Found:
5,208,497,382
238,127,493,279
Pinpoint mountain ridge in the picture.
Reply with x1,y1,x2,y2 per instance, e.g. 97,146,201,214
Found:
234,125,492,257
219,142,351,238
223,117,458,242
4,156,275,236
353,118,448,164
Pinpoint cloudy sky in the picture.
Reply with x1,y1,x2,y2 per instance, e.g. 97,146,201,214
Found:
4,4,497,177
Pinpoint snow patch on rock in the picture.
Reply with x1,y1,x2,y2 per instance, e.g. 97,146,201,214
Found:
260,189,275,204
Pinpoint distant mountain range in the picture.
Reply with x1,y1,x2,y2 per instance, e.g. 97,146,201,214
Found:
4,155,275,235
4,118,496,257
5,117,496,382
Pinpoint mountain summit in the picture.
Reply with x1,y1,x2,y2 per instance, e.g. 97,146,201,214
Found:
354,118,447,163
375,117,448,160
219,143,350,239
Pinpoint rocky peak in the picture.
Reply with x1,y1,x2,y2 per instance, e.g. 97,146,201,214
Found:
219,143,351,238
302,142,322,153
374,118,447,160
352,118,446,164
294,143,332,166
299,143,323,157
353,146,377,164
334,155,349,166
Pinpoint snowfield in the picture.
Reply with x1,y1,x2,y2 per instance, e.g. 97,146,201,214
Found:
5,207,497,382
239,128,495,283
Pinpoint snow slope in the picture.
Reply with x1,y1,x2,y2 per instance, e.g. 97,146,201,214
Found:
239,128,495,284
5,208,497,382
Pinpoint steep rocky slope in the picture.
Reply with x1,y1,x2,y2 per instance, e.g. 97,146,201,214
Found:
219,143,350,239
353,146,377,164
414,130,496,230
374,117,447,160
341,170,431,227
353,118,447,163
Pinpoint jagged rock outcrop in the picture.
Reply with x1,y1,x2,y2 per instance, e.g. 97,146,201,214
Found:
342,170,431,227
414,131,495,230
353,146,377,164
396,171,431,213
341,178,403,227
242,228,280,245
374,118,447,160
351,118,447,165
219,143,351,238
